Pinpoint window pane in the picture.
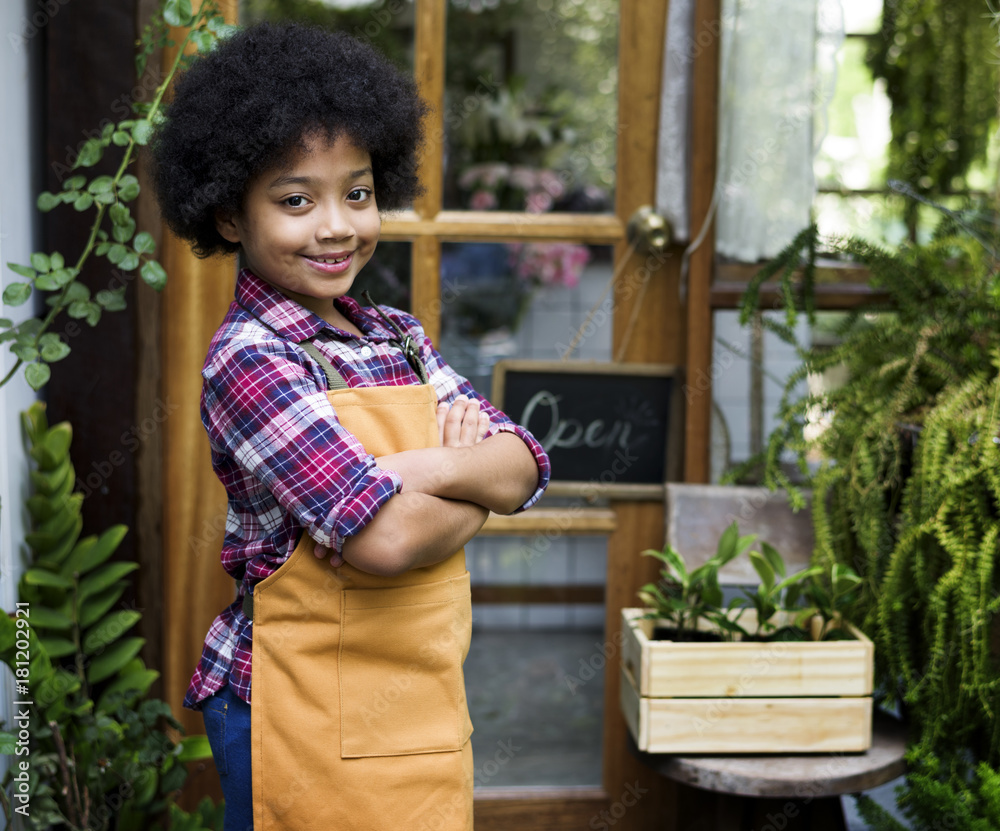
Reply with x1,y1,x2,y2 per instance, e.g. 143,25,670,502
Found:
443,0,619,211
438,242,614,397
465,532,606,788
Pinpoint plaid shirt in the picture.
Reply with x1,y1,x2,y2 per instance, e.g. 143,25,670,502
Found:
184,270,551,710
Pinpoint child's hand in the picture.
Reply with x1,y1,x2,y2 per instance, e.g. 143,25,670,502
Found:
313,541,344,568
437,395,490,447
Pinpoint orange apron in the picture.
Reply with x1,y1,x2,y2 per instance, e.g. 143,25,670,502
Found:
249,363,474,830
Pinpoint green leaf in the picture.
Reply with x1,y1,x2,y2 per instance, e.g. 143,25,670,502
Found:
7,262,36,279
27,606,73,631
68,300,92,319
87,176,115,195
140,259,168,290
73,192,94,211
84,303,101,327
87,636,145,684
23,568,73,589
118,251,140,272
109,203,130,225
94,191,116,205
133,231,156,254
83,610,142,654
48,267,76,288
0,731,17,754
12,343,39,362
760,542,786,579
34,419,72,465
49,252,65,270
34,273,60,290
79,561,140,602
65,281,90,303
131,119,154,146
37,192,61,212
97,668,160,713
30,252,51,273
75,138,105,168
164,0,194,27
117,174,140,201
25,362,51,391
112,130,132,146
78,582,128,629
2,282,32,306
107,243,127,265
40,337,70,363
63,525,128,577
112,219,137,244
96,289,127,311
65,175,86,190
749,550,776,593
39,637,77,658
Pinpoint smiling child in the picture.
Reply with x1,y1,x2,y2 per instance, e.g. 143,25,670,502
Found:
151,22,550,831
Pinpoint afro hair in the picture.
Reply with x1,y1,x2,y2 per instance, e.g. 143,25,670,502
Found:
151,22,427,257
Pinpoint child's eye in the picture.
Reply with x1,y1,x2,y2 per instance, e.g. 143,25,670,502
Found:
283,195,308,208
348,188,372,203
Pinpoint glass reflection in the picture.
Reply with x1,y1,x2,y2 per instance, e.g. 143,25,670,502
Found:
444,0,619,210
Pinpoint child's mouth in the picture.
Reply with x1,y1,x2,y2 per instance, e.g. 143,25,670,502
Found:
305,253,353,272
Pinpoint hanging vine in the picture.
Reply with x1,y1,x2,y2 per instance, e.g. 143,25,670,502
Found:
867,0,1000,230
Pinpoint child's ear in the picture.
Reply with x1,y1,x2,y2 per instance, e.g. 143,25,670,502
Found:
215,210,241,244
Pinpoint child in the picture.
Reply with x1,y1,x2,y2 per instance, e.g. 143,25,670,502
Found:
151,22,550,831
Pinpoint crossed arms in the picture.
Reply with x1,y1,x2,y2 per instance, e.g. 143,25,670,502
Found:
324,396,540,576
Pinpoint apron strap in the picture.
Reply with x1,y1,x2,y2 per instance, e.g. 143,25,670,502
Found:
299,341,350,391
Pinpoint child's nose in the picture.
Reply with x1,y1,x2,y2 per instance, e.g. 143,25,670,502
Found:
315,204,353,241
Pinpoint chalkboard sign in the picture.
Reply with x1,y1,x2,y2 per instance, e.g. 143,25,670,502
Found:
492,361,683,495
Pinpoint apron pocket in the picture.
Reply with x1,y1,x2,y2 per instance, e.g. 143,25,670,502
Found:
339,571,473,758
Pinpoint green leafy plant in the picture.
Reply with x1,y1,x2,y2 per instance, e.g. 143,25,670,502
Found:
0,0,236,392
855,752,1000,831
735,204,1000,820
0,403,215,830
638,522,756,641
740,543,821,640
638,522,865,644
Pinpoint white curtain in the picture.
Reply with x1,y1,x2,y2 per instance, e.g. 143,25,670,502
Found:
656,0,844,260
655,0,695,243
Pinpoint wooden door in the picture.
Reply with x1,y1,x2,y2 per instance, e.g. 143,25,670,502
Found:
160,1,722,828
376,2,715,829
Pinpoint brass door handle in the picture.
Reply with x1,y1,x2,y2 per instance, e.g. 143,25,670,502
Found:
626,205,672,257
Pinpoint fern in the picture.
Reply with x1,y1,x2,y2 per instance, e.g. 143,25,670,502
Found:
736,212,1000,824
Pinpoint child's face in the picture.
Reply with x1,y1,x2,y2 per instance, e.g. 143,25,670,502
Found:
216,134,380,320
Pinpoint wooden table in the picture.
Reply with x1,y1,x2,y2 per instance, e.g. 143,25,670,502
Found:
630,712,907,830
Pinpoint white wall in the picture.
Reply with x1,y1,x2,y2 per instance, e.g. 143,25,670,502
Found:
1,0,42,793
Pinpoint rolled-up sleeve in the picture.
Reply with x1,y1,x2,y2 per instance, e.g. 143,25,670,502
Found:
203,339,402,556
388,314,552,512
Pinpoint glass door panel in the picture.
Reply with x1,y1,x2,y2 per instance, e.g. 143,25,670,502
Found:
443,0,619,211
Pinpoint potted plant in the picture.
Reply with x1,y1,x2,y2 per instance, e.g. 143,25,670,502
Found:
620,523,874,754
735,203,1000,822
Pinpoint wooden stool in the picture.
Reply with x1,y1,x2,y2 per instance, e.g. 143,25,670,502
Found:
630,711,907,830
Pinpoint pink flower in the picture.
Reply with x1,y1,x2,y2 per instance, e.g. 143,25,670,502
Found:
525,190,553,213
470,189,498,210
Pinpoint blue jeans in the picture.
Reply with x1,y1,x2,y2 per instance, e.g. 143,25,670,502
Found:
202,685,253,831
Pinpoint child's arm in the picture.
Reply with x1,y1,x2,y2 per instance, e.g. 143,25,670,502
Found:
339,492,489,576
375,434,539,516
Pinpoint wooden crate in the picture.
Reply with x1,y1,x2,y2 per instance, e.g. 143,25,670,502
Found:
620,608,874,754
